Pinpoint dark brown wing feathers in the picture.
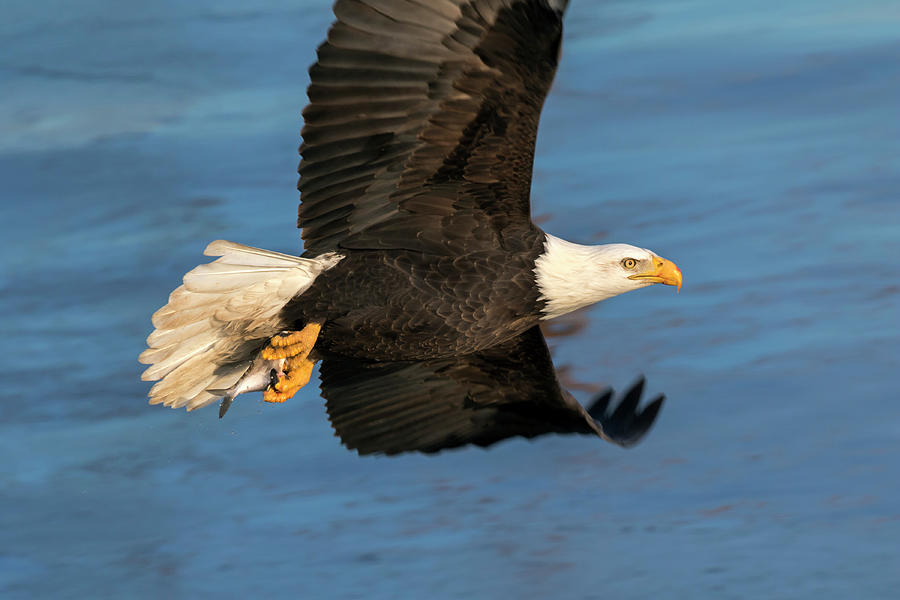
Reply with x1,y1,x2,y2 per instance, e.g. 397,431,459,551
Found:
298,0,565,255
319,327,664,455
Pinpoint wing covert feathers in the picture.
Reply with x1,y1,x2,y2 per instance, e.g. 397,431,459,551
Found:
319,327,664,455
140,240,342,411
298,0,567,254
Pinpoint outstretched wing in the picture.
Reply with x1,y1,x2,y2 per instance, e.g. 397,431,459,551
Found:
318,326,664,455
298,0,568,255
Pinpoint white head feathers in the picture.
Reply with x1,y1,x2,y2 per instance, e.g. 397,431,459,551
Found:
534,234,662,320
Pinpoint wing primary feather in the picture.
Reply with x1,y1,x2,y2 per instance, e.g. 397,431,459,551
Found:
298,0,567,254
611,376,645,422
587,388,614,420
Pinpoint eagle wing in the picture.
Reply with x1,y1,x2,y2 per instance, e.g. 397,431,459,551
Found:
298,0,568,255
318,326,664,455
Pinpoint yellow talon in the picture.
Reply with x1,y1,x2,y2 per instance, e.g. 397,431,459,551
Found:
263,359,314,403
260,322,322,404
261,340,315,360
269,330,306,347
262,345,293,360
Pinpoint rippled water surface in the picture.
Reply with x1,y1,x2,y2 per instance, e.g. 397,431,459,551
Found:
2,1,899,598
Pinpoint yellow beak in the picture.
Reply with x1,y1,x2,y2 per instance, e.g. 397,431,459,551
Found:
628,255,682,291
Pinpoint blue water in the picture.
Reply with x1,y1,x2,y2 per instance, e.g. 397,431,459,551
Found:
2,1,899,597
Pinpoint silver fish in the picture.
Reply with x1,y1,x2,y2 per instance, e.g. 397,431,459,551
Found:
209,356,285,418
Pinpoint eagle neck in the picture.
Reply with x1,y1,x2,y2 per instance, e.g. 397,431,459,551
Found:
534,233,623,320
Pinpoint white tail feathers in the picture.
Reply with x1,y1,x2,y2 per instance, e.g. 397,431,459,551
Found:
140,240,342,411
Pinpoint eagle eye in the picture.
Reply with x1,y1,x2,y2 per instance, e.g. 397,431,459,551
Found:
621,258,637,270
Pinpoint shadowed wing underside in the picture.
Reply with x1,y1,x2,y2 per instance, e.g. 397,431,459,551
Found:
298,0,569,255
320,327,664,455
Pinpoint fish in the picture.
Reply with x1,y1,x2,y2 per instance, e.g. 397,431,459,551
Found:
208,356,285,418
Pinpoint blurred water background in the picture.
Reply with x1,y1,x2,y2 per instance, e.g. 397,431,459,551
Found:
2,0,899,597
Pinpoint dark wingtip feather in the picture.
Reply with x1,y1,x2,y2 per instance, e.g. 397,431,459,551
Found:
587,388,614,420
621,394,664,446
590,377,664,448
611,376,645,423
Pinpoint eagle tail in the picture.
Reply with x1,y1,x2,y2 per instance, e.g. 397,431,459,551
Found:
138,240,342,411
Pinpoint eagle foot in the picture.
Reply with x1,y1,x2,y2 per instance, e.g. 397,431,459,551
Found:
261,322,322,404
263,356,315,403
261,323,322,361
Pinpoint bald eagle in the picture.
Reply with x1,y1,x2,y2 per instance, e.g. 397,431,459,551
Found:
140,0,682,455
